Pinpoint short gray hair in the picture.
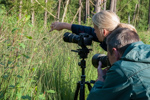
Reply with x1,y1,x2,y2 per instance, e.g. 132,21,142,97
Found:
106,28,140,55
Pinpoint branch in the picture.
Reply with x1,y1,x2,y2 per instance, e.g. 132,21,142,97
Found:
71,2,83,24
35,0,57,19
89,0,106,8
61,0,70,22
117,0,132,12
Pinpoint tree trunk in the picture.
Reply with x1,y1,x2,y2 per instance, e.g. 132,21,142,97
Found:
128,13,130,24
103,0,107,10
19,0,22,20
132,4,138,23
78,0,82,24
57,0,61,21
31,0,35,26
62,0,70,22
148,0,150,30
44,0,48,27
135,1,140,27
85,0,90,23
110,0,114,12
113,0,117,13
95,0,101,13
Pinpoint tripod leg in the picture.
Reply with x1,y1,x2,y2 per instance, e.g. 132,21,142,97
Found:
85,81,92,91
80,82,85,100
74,82,80,100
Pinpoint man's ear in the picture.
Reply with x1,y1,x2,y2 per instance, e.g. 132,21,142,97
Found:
112,48,120,60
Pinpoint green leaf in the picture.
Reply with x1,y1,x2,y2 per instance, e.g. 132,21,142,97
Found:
16,92,22,98
38,93,45,99
32,68,35,71
9,85,15,89
12,28,19,34
8,61,12,65
26,36,32,39
42,37,47,40
18,33,24,35
19,43,25,49
0,91,4,99
46,90,56,94
21,95,31,100
28,23,33,27
34,48,37,52
0,63,4,66
22,54,30,59
17,75,22,78
31,79,37,83
2,75,8,79
68,57,71,60
25,15,30,21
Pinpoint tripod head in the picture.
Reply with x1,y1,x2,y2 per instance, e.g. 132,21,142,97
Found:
71,33,92,59
63,32,93,59
71,46,92,59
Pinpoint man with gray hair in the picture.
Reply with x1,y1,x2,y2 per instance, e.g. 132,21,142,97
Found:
87,28,150,100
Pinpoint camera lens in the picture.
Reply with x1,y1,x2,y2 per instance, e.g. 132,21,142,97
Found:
92,53,110,68
63,32,93,46
63,32,79,44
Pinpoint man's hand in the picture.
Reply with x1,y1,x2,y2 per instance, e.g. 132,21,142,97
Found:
97,61,106,82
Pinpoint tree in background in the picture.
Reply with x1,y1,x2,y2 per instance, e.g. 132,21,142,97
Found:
109,0,117,13
31,0,35,26
57,0,61,21
148,0,150,30
78,0,82,24
85,0,90,23
19,0,22,20
94,0,101,13
44,0,48,28
62,0,70,22
103,0,107,10
113,0,117,12
0,0,150,30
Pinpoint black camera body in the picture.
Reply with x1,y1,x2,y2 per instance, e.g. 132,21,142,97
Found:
63,32,110,68
63,32,93,46
92,53,110,68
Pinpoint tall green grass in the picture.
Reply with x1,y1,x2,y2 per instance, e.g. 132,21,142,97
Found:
0,13,107,100
1,12,150,100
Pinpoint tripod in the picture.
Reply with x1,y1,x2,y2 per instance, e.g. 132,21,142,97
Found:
72,45,93,100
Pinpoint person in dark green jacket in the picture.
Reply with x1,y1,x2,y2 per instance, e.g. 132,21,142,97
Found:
87,28,150,100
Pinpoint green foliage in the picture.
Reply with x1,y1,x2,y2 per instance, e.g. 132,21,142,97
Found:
117,0,149,31
0,4,6,14
1,0,150,100
1,0,149,31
